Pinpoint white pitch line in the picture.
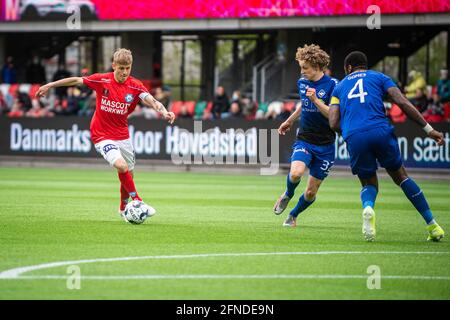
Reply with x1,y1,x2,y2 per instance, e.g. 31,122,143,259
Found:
10,274,450,281
1,251,449,279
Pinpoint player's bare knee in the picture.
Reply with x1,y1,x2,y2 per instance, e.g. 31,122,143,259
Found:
114,159,128,173
305,188,317,200
290,169,304,182
388,167,408,186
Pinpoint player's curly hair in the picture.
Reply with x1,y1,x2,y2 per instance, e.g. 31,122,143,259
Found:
113,48,133,65
295,44,330,71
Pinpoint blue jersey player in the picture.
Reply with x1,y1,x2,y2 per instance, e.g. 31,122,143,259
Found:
329,51,445,242
273,44,338,228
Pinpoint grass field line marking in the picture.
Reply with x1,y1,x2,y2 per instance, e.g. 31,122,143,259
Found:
8,274,450,281
1,251,449,279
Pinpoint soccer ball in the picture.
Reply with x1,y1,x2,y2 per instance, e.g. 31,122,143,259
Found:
124,200,155,224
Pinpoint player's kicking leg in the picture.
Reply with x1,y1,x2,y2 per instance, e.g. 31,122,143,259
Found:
387,166,444,242
283,175,322,227
274,161,306,215
358,175,379,242
114,158,142,221
95,139,145,222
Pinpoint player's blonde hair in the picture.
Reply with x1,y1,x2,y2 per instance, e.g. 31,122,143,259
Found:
113,48,133,65
295,44,330,71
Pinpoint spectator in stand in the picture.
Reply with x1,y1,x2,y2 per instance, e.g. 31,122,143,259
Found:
212,86,230,119
405,70,426,100
52,62,72,99
7,101,24,118
154,86,171,108
26,55,46,84
49,97,66,116
275,103,292,121
1,90,14,112
264,101,284,119
437,69,450,104
65,86,81,115
231,90,243,107
25,99,42,118
1,56,17,84
178,103,192,119
230,90,253,117
15,89,32,112
229,101,244,119
78,91,96,117
25,98,53,118
412,88,429,113
0,90,11,115
423,90,445,123
79,68,93,100
142,105,159,119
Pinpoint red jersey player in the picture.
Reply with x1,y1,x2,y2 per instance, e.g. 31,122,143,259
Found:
36,48,176,221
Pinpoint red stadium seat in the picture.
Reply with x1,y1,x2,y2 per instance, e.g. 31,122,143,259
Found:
283,101,296,112
444,103,450,120
29,84,41,98
170,101,196,116
184,101,196,115
169,101,184,115
389,104,406,123
8,84,19,96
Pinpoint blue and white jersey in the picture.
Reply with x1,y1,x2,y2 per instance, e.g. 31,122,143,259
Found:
297,74,338,145
330,70,397,140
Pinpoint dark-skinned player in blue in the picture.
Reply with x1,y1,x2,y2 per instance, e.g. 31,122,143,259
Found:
329,51,445,242
274,44,338,228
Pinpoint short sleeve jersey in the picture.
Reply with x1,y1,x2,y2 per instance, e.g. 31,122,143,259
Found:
297,74,338,145
330,70,397,140
83,72,149,144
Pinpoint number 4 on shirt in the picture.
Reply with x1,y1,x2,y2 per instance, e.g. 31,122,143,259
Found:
348,79,368,103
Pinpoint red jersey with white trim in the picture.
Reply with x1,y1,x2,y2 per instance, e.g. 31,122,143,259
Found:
83,72,149,143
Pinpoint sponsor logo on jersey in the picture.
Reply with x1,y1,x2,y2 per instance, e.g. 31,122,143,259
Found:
100,98,130,115
125,93,134,103
293,147,309,155
103,144,118,154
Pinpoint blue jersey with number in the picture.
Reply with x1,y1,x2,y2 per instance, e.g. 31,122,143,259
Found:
330,70,397,140
297,74,338,145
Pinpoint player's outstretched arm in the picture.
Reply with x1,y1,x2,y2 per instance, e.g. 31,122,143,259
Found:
142,94,175,124
36,77,83,98
329,105,341,134
278,103,301,135
306,88,329,118
387,87,444,145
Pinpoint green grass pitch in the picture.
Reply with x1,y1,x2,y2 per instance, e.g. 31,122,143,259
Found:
0,167,449,299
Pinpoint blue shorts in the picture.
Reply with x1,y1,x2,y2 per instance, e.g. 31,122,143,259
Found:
290,140,335,180
345,126,403,179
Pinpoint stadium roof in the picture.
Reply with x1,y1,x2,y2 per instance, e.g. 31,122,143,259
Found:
0,13,449,33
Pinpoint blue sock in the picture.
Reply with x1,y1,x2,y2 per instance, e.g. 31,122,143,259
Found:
361,185,378,208
290,193,315,218
285,174,300,198
400,178,434,224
